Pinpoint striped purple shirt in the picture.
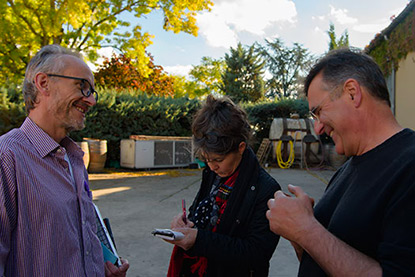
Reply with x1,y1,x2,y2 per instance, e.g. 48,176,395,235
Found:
0,117,104,276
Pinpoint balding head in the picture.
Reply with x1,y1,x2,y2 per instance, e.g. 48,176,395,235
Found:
23,45,84,113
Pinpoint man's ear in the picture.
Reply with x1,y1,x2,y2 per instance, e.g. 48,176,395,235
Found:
33,72,51,96
343,78,362,108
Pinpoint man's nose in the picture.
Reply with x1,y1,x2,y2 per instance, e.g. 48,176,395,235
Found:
85,93,97,106
314,120,325,135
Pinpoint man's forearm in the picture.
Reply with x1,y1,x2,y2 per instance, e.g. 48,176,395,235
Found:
299,222,382,276
290,241,303,261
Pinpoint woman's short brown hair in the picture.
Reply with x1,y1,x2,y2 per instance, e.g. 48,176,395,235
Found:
192,95,252,159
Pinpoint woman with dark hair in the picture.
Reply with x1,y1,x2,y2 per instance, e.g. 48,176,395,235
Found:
167,95,281,277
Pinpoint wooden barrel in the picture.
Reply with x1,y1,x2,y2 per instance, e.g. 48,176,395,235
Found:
76,141,90,170
84,138,107,173
269,118,319,161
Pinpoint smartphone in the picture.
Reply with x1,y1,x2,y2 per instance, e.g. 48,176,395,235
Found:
151,229,184,241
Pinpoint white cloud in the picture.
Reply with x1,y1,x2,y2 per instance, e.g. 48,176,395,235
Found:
348,20,392,49
88,46,192,77
346,4,408,47
312,15,325,21
197,0,297,49
163,65,193,77
308,27,329,54
352,22,390,33
87,47,117,72
329,5,358,25
96,47,117,63
197,13,238,48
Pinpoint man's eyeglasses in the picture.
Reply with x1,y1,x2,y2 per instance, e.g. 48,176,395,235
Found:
47,74,98,101
308,93,331,123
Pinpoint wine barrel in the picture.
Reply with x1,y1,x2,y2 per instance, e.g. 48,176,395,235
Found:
75,141,90,170
269,118,319,162
84,138,107,173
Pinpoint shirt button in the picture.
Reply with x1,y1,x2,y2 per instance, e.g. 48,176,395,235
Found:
82,220,86,225
251,186,255,191
86,251,89,255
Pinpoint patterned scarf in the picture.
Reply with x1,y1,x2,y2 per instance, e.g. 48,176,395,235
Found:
167,169,240,277
193,170,239,231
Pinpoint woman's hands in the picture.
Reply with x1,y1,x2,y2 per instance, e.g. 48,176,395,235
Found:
168,213,198,251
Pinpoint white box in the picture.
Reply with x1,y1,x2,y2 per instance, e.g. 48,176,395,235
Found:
120,139,135,168
120,138,194,169
135,140,155,168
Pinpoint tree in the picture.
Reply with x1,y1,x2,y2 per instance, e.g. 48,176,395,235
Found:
256,38,313,99
170,75,205,99
188,56,226,96
95,53,175,97
327,22,349,51
221,43,265,103
0,0,213,83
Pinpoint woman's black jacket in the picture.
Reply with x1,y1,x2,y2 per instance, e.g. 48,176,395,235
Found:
186,148,281,276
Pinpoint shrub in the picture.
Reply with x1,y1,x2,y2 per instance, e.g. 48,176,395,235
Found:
70,89,201,164
0,83,310,168
94,54,175,97
0,84,26,135
242,98,309,149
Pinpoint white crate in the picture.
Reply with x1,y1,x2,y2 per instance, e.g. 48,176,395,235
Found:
120,138,194,169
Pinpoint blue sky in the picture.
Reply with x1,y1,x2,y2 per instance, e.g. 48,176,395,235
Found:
98,0,410,76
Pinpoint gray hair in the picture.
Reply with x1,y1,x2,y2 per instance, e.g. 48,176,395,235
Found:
304,48,391,106
23,44,83,113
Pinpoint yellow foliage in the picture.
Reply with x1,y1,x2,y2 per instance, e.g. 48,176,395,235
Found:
0,0,213,83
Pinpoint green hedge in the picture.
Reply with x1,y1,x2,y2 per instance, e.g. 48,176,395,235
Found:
0,84,26,135
1,85,309,166
70,89,201,164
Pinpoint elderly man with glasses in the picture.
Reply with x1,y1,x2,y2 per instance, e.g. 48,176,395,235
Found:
267,48,415,276
0,45,129,276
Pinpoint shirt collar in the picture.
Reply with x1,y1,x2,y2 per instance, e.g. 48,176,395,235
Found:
20,117,81,158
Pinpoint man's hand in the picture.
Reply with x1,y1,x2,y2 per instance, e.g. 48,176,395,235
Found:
105,258,129,277
266,184,317,242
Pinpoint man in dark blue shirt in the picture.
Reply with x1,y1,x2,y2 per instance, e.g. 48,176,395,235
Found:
266,49,415,276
